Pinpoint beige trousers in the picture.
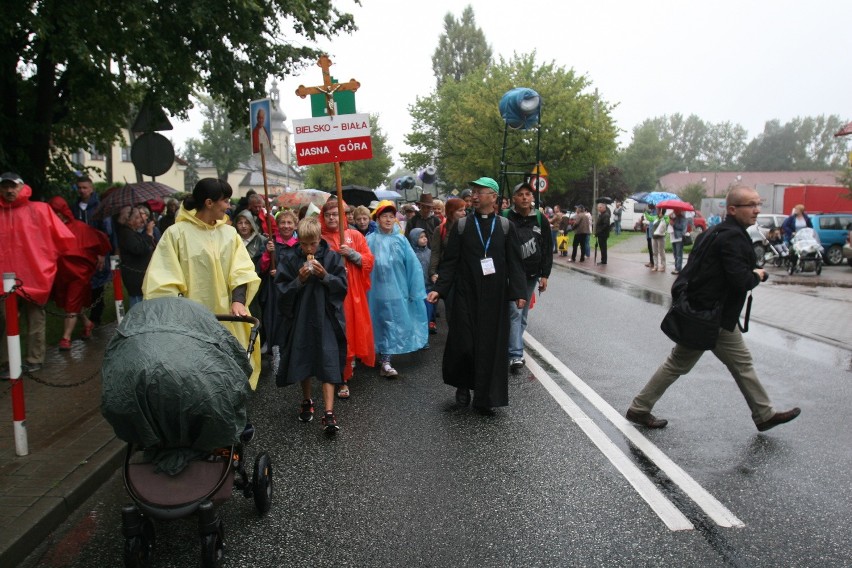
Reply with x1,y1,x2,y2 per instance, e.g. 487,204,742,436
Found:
630,327,774,424
651,236,667,269
1,299,47,365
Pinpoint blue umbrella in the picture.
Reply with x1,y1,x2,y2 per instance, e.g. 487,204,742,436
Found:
637,191,679,205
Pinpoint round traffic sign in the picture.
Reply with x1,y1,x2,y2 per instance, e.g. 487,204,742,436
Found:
533,176,548,193
131,132,175,177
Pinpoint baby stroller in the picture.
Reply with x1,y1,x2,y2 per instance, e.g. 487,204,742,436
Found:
787,227,824,275
101,298,273,568
755,226,790,269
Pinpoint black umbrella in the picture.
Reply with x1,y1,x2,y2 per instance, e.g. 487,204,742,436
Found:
341,185,377,207
596,196,614,204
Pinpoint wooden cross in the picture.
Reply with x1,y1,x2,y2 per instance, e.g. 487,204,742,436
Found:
294,55,361,242
294,55,360,117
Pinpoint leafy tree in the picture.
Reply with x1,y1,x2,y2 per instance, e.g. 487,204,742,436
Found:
617,114,746,188
180,138,202,193
741,115,851,171
617,122,669,193
678,182,707,208
303,114,394,190
705,121,747,170
1,1,356,197
617,114,749,192
431,6,492,89
403,52,618,205
184,96,251,181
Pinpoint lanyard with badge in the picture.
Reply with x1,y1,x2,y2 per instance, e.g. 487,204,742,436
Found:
475,215,496,275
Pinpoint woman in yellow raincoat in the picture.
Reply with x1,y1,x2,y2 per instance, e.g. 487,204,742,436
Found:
142,178,262,388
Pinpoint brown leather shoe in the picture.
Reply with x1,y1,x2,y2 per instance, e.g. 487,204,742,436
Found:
626,409,668,428
756,407,801,432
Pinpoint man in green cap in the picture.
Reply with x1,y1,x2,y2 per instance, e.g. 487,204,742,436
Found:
427,177,527,412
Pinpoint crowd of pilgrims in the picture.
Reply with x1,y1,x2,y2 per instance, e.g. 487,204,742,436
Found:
41,173,544,435
80,181,474,433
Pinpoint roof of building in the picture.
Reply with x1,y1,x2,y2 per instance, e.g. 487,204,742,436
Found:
658,171,843,194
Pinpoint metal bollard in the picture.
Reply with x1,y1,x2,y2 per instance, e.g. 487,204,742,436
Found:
4,272,28,456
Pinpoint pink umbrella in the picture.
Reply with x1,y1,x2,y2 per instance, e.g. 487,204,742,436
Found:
655,199,694,212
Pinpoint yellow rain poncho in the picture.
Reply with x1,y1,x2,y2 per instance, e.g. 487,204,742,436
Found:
143,205,262,388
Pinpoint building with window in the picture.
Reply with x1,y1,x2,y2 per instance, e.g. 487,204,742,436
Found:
72,129,186,191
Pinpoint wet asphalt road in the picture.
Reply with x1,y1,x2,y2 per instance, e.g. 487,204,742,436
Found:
21,263,852,567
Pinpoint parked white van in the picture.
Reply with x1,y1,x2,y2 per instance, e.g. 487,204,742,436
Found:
614,198,646,231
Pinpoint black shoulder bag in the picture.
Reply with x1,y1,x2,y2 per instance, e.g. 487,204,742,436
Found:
660,229,724,350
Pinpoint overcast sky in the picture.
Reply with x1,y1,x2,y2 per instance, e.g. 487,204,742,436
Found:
170,0,852,167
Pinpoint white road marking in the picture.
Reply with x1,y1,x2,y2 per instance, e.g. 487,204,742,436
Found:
525,332,745,529
525,356,694,531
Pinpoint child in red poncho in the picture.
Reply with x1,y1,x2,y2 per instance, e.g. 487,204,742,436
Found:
319,199,375,399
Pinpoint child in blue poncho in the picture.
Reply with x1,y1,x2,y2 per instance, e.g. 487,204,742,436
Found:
366,201,428,377
407,228,436,335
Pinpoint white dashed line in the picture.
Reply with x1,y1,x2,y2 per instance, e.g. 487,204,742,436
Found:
525,355,693,531
525,332,745,529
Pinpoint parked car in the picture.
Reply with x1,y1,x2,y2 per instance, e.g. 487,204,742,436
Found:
690,211,707,235
842,229,852,267
810,213,852,265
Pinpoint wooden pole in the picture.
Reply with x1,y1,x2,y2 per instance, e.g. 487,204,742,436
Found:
259,142,270,237
335,161,345,242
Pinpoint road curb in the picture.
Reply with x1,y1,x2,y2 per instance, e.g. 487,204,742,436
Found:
555,259,852,353
0,437,125,568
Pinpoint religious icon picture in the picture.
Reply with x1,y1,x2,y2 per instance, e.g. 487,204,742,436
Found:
249,98,272,155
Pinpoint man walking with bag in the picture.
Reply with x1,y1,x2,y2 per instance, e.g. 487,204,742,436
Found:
626,185,800,432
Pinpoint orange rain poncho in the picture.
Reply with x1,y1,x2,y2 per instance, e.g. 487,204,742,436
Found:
320,202,376,378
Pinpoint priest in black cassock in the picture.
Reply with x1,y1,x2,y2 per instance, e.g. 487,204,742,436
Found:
427,177,527,411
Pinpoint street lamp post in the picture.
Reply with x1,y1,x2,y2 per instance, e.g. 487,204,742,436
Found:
591,89,599,210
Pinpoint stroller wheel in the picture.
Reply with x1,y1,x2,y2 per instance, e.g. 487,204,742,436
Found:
253,452,274,515
123,516,155,568
200,520,225,568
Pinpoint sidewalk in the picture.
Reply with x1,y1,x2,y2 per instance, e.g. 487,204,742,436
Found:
552,233,852,348
0,325,125,567
1,234,850,566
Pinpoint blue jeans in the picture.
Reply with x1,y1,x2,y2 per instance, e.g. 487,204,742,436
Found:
508,279,538,359
424,298,435,324
672,240,684,271
614,220,621,235
128,295,143,309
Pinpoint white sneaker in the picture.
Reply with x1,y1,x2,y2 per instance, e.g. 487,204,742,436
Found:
509,358,525,370
380,362,398,377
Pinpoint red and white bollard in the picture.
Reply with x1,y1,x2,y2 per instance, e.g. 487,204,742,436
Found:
111,257,125,324
4,272,28,456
